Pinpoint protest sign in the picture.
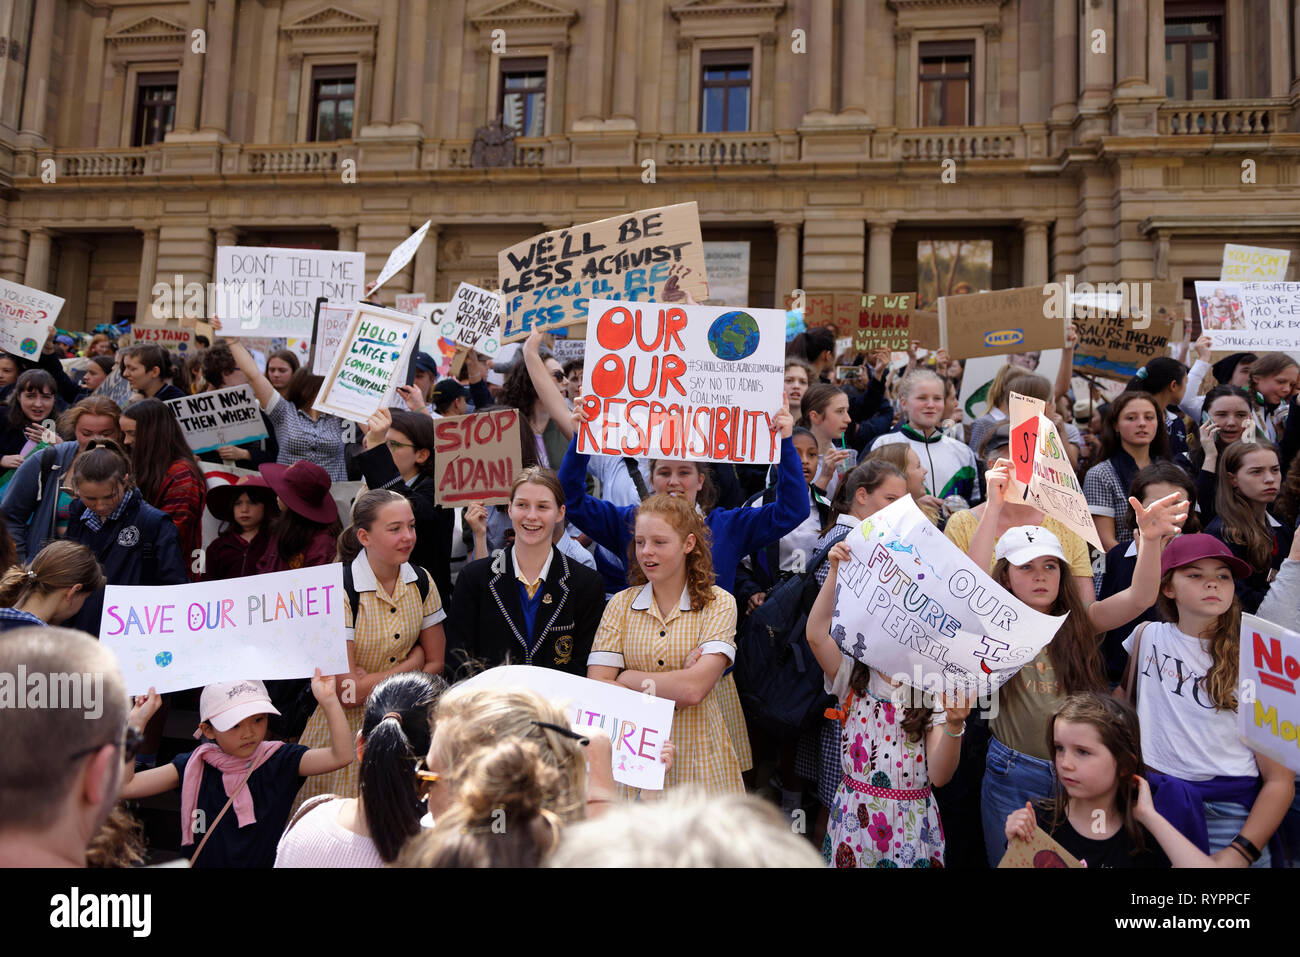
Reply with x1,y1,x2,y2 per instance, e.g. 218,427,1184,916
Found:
395,293,425,315
833,293,860,340
576,299,786,464
99,564,350,695
432,409,523,506
213,246,365,339
1221,244,1291,282
803,292,834,329
498,202,709,342
854,293,918,352
166,384,268,454
957,352,1063,420
131,324,196,355
550,336,586,365
1195,281,1300,350
938,285,1068,359
457,665,675,790
831,495,1066,698
0,278,64,360
703,242,750,306
998,827,1084,868
313,304,421,422
369,220,431,295
441,282,502,358
311,300,358,376
1007,391,1103,550
1071,286,1177,381
1239,614,1300,774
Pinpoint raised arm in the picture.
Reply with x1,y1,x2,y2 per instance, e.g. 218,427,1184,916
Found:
1054,322,1077,401
1086,492,1189,634
210,316,276,409
969,458,1013,572
524,330,574,440
805,541,853,682
297,671,355,776
557,417,633,553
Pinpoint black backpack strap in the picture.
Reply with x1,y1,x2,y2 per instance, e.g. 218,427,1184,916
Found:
341,562,360,624
622,457,649,500
412,564,431,603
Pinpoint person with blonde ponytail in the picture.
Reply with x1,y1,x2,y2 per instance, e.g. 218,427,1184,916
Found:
0,541,105,632
292,488,446,812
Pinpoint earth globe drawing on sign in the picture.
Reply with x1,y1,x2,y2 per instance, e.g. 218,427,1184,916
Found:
707,310,760,361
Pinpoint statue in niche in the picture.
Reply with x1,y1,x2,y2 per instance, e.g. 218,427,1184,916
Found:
471,118,516,168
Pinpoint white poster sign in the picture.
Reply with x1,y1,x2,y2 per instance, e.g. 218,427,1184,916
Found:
0,278,64,360
214,246,365,339
166,384,268,454
100,565,350,695
1239,614,1300,774
457,665,675,790
313,303,421,422
1195,281,1300,350
441,282,502,358
1221,244,1291,282
311,300,358,376
703,241,750,306
369,220,431,295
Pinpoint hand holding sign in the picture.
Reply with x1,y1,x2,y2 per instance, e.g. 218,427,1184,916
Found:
984,457,1015,508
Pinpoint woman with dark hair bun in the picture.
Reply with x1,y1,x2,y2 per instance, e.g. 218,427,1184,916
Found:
120,344,186,401
275,671,445,866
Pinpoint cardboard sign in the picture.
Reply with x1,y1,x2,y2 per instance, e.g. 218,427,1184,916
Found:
214,246,365,339
369,220,431,295
311,300,359,376
1007,391,1103,550
1221,244,1291,282
550,336,586,365
1239,614,1300,774
1195,281,1300,350
131,324,196,355
394,293,425,315
1071,289,1177,381
441,282,502,358
166,384,268,454
576,299,785,464
432,409,524,506
998,826,1084,868
831,496,1066,698
498,202,709,342
703,241,750,306
803,292,834,329
100,564,350,695
938,286,1068,359
313,304,421,423
456,665,675,790
854,293,918,352
0,278,64,360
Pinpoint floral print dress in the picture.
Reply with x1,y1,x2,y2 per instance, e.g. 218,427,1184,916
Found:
826,663,946,868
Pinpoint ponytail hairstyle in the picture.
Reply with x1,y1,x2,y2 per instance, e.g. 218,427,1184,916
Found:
627,494,716,611
796,383,845,431
1096,391,1171,462
336,488,409,565
1214,440,1281,568
1122,462,1202,536
0,541,105,610
1156,574,1240,711
121,399,204,507
1126,357,1188,400
388,410,439,479
993,557,1107,709
122,344,183,391
1039,693,1149,856
789,326,835,367
821,459,905,535
1247,352,1300,408
358,672,445,863
7,369,57,429
70,438,133,490
397,738,566,869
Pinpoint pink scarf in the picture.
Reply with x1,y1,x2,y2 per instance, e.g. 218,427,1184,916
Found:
179,740,284,846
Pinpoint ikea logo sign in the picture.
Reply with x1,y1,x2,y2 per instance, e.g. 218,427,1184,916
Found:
984,329,1025,347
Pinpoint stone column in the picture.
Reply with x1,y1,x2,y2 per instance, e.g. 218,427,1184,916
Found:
1080,0,1115,104
774,221,801,306
984,24,1001,124
370,0,400,127
894,29,912,126
1022,220,1051,286
840,0,868,120
580,0,609,123
610,0,638,125
550,42,568,136
1153,231,1171,280
24,229,52,289
337,225,358,252
136,228,160,321
867,220,895,292
173,0,209,134
1294,0,1300,94
1268,0,1290,96
803,0,833,120
1115,0,1148,89
19,0,56,140
55,239,92,331
1051,0,1079,120
397,0,428,130
1147,0,1165,94
81,7,110,146
199,0,236,137
214,227,239,249
412,224,439,298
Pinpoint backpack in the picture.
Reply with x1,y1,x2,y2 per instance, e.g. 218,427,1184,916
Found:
271,562,432,740
734,537,841,744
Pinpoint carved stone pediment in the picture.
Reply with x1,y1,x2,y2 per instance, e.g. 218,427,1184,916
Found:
106,15,186,48
281,5,379,39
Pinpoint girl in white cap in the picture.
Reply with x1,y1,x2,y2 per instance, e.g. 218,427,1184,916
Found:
120,671,353,867
970,458,1189,866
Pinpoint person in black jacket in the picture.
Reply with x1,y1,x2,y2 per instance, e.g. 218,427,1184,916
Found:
443,467,605,680
356,406,454,611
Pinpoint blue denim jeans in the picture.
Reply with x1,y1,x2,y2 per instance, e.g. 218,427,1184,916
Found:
981,736,1057,867
1204,800,1272,868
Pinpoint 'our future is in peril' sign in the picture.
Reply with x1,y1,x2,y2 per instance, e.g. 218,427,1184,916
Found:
99,565,350,695
576,299,786,465
498,202,710,343
313,303,421,423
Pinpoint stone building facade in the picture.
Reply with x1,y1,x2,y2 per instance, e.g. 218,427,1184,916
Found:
0,0,1297,330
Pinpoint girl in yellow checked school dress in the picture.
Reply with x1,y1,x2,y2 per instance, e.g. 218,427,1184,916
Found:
587,494,744,796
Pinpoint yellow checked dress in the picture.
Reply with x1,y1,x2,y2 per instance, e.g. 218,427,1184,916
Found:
291,556,445,814
591,583,745,796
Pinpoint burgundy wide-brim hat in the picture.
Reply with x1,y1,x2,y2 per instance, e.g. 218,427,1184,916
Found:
258,461,339,525
1160,533,1253,580
206,475,277,525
